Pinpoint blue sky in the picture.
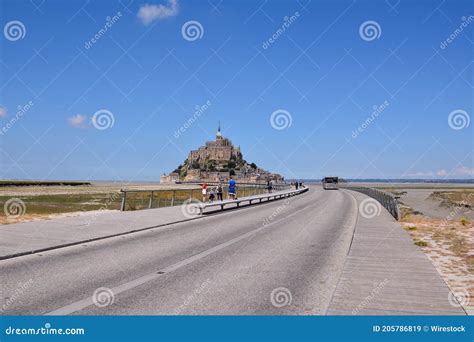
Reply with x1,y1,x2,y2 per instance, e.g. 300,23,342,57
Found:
0,0,472,181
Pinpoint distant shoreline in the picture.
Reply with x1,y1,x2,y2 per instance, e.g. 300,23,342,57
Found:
1,178,473,187
0,180,92,187
298,179,474,184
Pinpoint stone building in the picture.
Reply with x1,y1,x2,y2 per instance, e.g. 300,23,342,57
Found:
160,124,284,184
187,123,241,169
159,172,179,183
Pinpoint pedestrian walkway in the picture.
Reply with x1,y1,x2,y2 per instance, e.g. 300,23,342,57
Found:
0,188,303,260
326,190,466,315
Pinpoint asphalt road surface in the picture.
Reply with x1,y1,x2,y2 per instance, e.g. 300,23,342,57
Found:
1,187,359,315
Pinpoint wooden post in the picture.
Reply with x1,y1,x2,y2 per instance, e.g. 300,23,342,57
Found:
149,191,154,209
120,191,127,211
171,190,175,206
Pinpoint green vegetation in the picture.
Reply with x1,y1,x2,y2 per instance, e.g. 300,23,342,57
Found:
206,160,217,172
226,161,236,169
400,206,423,220
406,226,417,231
414,240,428,247
0,180,91,187
430,190,473,203
460,217,468,226
0,186,268,217
0,193,121,215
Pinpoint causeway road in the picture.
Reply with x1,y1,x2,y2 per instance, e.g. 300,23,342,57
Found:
0,187,463,315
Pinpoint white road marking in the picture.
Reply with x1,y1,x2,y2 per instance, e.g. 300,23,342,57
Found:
46,195,317,315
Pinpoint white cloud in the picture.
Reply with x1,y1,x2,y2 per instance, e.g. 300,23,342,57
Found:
0,106,7,118
407,166,474,178
436,169,448,177
137,0,179,25
68,114,88,128
454,166,474,176
432,167,473,178
406,171,434,177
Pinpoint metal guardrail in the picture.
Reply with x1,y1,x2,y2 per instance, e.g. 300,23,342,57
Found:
119,182,291,211
196,186,309,215
180,181,290,191
341,186,400,220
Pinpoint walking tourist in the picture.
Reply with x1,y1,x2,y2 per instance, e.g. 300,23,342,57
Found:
217,183,223,201
201,183,207,202
267,180,273,193
228,177,236,200
209,188,215,202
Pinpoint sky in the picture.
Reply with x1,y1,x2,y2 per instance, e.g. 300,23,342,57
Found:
0,0,472,181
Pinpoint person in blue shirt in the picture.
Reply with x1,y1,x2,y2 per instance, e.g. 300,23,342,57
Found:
228,177,236,200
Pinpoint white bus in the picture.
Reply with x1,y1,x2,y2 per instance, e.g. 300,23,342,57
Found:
322,177,339,190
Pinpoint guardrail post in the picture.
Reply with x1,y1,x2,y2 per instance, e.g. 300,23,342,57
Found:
120,191,127,211
149,191,154,209
171,190,175,206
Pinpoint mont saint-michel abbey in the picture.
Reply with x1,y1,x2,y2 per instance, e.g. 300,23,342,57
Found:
160,124,283,183
188,124,241,165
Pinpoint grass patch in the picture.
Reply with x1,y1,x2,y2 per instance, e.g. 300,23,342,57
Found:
0,180,91,187
0,186,269,217
414,240,428,247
